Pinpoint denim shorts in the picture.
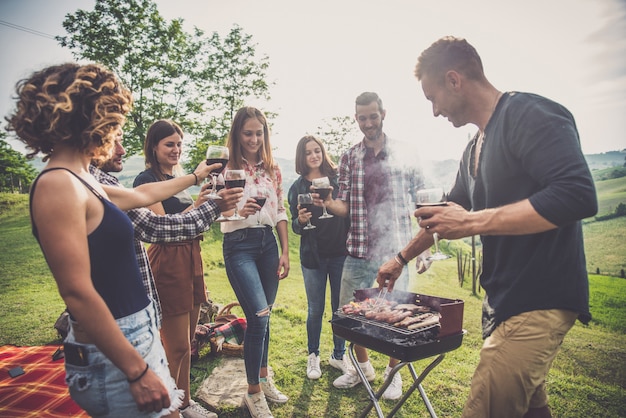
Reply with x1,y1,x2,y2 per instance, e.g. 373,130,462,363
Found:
64,302,183,417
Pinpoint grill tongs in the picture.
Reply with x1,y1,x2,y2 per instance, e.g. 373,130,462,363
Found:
373,280,389,308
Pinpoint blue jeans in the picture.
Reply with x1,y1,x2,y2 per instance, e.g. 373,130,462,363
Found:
302,255,346,359
223,226,280,386
64,301,183,417
339,255,409,307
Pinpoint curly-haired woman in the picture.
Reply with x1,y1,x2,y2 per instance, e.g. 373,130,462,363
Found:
6,62,215,417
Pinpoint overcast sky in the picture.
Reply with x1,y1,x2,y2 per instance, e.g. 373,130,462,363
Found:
1,0,625,162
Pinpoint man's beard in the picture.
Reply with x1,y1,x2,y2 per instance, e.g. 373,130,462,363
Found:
100,161,122,173
365,127,383,142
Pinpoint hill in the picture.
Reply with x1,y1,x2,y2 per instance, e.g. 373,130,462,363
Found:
585,150,626,170
28,150,625,191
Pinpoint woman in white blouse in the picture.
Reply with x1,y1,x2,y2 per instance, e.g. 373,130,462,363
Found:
221,106,289,418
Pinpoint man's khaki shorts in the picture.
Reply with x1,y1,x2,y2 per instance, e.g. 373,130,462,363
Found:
462,309,578,418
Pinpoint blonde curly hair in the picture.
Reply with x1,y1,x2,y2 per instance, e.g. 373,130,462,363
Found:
5,62,133,162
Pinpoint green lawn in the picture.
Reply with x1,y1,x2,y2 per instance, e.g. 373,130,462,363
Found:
1,192,625,417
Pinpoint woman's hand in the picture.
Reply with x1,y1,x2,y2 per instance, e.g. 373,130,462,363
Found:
193,182,213,208
297,205,312,225
238,197,260,218
215,187,244,213
310,185,333,207
277,253,290,280
192,160,219,184
128,368,172,412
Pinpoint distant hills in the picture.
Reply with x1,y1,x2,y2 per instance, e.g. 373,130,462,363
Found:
28,150,626,191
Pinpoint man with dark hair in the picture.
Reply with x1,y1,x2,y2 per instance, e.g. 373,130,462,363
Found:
320,92,430,400
377,36,597,417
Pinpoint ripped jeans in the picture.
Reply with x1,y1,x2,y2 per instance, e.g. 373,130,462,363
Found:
223,226,280,386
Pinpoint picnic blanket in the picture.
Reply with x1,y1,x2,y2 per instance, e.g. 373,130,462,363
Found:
0,345,88,417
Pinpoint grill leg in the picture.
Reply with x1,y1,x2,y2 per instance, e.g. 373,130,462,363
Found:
346,343,386,418
387,353,446,418
353,347,446,418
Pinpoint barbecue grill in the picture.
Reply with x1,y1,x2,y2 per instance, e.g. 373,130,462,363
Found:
331,288,465,418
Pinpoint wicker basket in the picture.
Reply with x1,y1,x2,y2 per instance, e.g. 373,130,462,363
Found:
209,302,245,357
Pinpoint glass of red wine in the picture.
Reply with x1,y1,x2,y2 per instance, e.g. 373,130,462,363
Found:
415,187,450,261
224,169,246,221
250,183,269,228
206,145,229,200
214,174,229,222
311,176,333,219
297,193,316,230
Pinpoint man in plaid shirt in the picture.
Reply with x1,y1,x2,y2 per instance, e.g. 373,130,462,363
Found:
321,92,430,400
90,130,242,326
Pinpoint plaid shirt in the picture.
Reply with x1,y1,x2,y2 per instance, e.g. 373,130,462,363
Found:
337,137,422,259
90,165,220,325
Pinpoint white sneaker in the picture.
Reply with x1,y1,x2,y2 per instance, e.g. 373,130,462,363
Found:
180,399,218,418
381,366,403,400
307,353,322,379
260,377,289,403
328,353,352,374
332,361,376,389
244,391,274,418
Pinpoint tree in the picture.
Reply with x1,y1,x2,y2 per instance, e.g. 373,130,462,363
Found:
184,25,273,171
0,135,38,193
315,116,359,162
57,0,272,166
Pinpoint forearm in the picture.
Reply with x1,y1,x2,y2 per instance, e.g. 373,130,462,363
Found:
128,201,220,243
326,198,349,217
106,174,197,211
276,220,289,255
466,199,557,237
398,228,434,262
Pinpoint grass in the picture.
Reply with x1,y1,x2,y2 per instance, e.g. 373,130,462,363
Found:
1,192,625,417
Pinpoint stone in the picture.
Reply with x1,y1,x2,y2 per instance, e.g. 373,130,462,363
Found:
196,357,275,413
196,357,247,409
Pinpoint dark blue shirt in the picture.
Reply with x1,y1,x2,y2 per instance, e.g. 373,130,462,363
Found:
449,92,597,336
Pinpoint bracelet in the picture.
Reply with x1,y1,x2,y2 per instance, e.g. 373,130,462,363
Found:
191,172,199,186
127,363,149,384
394,256,404,267
396,251,408,265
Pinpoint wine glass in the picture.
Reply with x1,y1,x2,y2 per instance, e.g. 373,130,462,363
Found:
206,145,229,200
249,183,269,228
415,187,450,261
224,169,246,221
311,177,333,219
297,193,316,230
214,174,229,222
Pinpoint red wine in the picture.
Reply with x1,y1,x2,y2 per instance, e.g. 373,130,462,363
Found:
207,158,228,174
225,179,246,189
314,187,331,200
254,197,267,207
215,184,225,192
301,203,314,213
415,202,448,209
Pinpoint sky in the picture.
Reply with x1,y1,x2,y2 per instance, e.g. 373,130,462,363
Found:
1,0,625,162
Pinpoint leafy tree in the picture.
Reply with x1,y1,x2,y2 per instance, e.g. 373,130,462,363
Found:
315,115,359,162
0,135,38,193
57,0,272,168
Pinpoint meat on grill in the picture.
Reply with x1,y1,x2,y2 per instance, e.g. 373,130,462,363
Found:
341,299,440,329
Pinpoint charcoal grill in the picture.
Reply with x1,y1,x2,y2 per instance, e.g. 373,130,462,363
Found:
331,288,465,418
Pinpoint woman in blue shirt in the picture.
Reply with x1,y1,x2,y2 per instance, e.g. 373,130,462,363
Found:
288,135,350,380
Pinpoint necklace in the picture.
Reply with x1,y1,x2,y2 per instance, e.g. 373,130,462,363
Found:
473,91,502,176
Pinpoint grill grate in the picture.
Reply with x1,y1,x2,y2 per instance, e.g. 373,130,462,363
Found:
335,311,440,336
